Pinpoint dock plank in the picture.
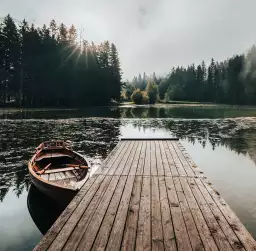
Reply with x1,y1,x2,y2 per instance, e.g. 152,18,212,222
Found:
122,176,143,251
105,176,135,250
143,141,151,176
34,175,99,251
129,141,142,175
136,176,151,251
74,175,121,251
172,142,195,177
167,141,187,176
159,141,172,176
155,141,164,176
92,176,127,251
48,175,109,251
158,177,177,250
195,178,246,251
151,176,164,250
115,141,135,175
173,177,204,251
150,141,157,176
122,141,139,175
163,141,179,176
60,175,113,251
188,177,233,251
165,176,192,250
179,178,219,251
202,179,256,251
136,141,146,175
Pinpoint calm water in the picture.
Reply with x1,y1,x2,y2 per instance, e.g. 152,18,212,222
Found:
1,104,256,251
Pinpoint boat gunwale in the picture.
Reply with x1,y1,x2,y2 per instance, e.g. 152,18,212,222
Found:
28,148,90,192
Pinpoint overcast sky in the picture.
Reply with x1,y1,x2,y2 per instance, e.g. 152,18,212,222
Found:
1,0,256,79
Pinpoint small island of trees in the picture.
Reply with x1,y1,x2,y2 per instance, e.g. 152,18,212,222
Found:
123,46,256,105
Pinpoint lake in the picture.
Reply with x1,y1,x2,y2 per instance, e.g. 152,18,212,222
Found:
0,104,256,251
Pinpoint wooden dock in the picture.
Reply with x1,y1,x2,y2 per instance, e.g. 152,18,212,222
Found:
34,139,256,251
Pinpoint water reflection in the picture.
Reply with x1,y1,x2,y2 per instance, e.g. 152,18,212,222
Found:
27,185,65,235
0,105,256,246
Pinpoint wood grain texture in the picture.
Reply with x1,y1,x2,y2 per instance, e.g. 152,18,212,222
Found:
136,176,151,251
122,176,143,251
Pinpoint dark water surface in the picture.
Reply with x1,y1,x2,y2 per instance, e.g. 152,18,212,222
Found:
1,104,256,250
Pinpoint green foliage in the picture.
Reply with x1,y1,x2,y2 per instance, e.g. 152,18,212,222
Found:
131,89,149,104
0,15,122,107
146,81,158,104
124,84,135,101
159,78,170,100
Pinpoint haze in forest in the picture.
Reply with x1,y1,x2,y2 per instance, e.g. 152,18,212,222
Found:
1,0,256,79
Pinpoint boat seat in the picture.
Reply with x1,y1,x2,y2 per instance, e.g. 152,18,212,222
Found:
43,166,82,174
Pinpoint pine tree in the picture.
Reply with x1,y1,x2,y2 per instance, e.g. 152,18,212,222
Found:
1,14,20,103
110,43,122,101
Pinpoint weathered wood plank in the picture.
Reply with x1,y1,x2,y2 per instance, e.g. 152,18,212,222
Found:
143,141,151,176
94,141,123,175
172,142,195,177
177,142,205,177
151,176,164,250
129,141,142,175
108,141,131,175
136,176,151,251
158,177,177,250
179,178,219,251
150,141,157,176
92,176,128,251
106,175,135,251
165,176,192,250
188,178,233,251
114,141,135,175
173,177,204,251
121,141,138,175
202,179,256,251
60,175,113,251
167,141,187,176
34,175,98,251
122,176,143,251
47,175,108,251
74,176,121,251
136,141,147,175
100,141,127,175
155,141,164,176
162,141,178,176
195,178,246,251
159,141,172,176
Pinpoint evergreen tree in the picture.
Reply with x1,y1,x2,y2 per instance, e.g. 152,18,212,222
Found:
0,14,123,107
146,81,158,104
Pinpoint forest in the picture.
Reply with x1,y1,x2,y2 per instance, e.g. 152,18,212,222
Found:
0,14,122,107
125,46,256,105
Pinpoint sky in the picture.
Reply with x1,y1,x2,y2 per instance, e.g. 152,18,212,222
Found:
1,0,256,80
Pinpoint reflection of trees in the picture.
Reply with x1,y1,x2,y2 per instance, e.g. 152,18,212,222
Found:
128,118,256,164
0,118,121,202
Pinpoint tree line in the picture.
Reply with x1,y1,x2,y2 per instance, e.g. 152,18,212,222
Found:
124,46,256,105
0,14,122,107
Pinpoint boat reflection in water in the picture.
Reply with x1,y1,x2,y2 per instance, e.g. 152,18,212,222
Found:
27,184,67,235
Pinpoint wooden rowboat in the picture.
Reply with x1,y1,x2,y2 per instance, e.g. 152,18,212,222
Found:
28,140,90,204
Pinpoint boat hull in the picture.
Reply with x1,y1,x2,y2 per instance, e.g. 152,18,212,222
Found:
29,171,77,205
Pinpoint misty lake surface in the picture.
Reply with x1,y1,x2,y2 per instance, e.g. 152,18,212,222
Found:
1,104,256,251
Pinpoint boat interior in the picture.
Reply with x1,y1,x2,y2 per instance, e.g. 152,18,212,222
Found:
32,148,88,189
